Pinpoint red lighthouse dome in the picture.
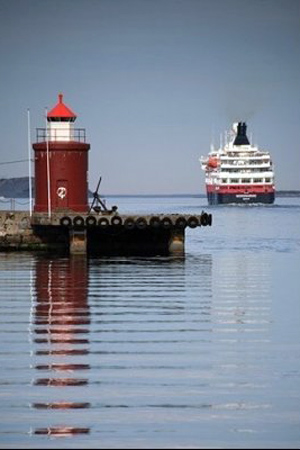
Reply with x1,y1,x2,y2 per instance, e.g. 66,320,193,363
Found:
33,94,90,214
47,93,77,121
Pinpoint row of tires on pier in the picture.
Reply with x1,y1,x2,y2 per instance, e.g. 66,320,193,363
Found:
60,213,212,230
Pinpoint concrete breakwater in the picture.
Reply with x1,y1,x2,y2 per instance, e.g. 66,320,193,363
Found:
0,210,212,255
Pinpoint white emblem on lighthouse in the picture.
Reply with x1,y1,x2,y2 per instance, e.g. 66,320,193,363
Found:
57,187,67,199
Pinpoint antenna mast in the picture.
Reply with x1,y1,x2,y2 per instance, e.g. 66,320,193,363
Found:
27,109,32,217
45,107,51,219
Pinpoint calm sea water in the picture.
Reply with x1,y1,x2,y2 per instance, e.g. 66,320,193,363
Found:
0,196,300,449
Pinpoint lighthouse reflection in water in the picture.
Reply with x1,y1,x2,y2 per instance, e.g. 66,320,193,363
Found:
31,256,91,436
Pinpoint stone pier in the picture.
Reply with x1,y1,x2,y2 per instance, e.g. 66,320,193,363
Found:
0,211,212,256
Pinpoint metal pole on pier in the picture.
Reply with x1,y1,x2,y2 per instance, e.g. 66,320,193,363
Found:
27,109,32,217
45,107,51,219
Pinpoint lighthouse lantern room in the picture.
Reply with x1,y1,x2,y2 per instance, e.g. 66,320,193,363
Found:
33,94,90,214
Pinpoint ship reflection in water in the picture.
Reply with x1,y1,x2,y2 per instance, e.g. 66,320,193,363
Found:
31,256,91,437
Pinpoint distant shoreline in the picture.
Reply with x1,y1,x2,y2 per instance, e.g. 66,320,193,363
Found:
1,192,300,199
0,177,299,198
100,191,300,198
275,191,300,197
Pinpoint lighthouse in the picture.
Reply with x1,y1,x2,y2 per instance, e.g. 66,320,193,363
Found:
33,94,90,214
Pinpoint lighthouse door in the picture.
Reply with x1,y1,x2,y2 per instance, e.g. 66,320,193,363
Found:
56,180,68,209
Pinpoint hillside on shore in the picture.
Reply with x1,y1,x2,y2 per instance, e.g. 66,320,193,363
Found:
0,177,33,198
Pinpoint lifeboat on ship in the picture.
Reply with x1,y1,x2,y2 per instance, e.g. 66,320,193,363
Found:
207,157,219,169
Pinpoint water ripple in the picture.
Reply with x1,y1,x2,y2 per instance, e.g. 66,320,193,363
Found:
0,196,300,450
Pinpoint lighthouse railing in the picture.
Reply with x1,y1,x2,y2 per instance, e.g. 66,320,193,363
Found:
36,128,86,143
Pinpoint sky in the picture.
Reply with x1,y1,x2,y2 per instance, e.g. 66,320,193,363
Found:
0,0,299,194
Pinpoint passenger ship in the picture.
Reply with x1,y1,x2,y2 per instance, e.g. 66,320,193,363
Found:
200,122,275,205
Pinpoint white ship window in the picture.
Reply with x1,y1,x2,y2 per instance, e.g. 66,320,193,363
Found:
222,179,228,183
241,178,249,183
265,178,271,182
254,178,263,183
230,178,239,183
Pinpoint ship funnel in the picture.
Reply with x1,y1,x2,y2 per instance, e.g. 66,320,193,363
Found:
233,122,250,146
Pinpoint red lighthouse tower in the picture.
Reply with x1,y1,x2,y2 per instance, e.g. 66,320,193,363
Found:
33,94,90,214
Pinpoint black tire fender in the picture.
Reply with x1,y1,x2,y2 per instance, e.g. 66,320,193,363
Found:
124,218,135,230
86,216,97,227
201,213,212,226
73,216,85,227
149,216,161,228
136,217,148,230
98,217,109,228
187,216,199,228
175,216,187,229
161,217,173,229
111,215,123,227
60,216,72,227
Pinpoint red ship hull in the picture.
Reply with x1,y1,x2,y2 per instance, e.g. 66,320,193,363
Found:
206,185,275,205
